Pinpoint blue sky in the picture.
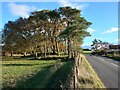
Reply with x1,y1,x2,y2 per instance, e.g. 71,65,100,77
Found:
1,1,119,46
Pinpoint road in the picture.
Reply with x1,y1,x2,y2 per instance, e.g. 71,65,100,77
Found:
85,54,119,88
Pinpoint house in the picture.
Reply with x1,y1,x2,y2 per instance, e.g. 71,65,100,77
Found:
91,43,109,51
91,43,120,54
0,44,5,56
108,44,120,54
0,44,3,56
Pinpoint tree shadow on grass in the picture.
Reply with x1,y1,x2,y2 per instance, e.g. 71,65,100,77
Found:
15,65,55,88
45,60,74,88
11,60,74,89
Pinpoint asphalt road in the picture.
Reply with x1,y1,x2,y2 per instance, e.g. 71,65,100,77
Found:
85,54,119,88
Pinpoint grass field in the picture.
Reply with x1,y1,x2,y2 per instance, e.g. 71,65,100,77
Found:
2,56,74,88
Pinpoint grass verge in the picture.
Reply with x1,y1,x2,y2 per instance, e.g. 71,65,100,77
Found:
104,54,120,61
78,54,105,88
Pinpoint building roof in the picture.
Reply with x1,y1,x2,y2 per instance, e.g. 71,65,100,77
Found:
0,44,4,47
109,45,120,49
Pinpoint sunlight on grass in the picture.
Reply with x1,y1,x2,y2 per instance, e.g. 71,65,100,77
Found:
2,56,74,88
2,56,57,88
83,51,92,54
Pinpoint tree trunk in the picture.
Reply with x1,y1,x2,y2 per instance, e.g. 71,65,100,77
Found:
35,52,38,58
10,51,13,57
47,46,49,53
56,41,60,56
24,52,27,56
72,51,74,58
52,24,58,55
44,41,47,59
51,37,56,55
68,38,71,60
52,45,56,55
67,21,72,60
65,38,67,54
74,51,77,58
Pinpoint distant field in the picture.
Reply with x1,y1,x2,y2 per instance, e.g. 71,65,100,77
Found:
2,56,74,88
83,51,92,54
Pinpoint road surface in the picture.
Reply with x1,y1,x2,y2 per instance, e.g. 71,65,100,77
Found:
85,54,119,88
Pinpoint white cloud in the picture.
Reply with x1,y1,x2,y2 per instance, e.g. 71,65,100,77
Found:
59,0,88,10
86,37,91,38
8,3,37,18
116,38,120,43
101,27,119,34
87,28,95,33
81,44,92,47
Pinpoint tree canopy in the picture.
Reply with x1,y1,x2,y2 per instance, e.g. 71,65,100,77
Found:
2,6,92,59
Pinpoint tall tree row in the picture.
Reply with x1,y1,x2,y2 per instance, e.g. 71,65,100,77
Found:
2,7,92,59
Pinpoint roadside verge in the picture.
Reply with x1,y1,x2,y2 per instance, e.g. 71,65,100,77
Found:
77,54,105,88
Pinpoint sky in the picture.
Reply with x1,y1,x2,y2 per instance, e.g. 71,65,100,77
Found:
1,1,119,47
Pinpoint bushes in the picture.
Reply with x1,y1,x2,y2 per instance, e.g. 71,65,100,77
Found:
91,50,107,55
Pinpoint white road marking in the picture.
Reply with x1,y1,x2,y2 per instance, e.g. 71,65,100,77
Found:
98,57,119,67
93,56,106,62
106,59,111,60
98,57,105,61
111,63,118,67
92,55,119,67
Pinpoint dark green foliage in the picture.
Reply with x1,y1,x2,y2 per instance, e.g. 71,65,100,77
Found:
2,6,92,58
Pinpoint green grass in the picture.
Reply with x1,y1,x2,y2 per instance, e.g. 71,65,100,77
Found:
2,56,74,88
83,51,92,54
45,60,74,88
2,55,105,88
2,56,57,88
78,54,105,88
105,54,120,61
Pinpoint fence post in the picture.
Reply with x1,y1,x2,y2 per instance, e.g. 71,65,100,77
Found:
78,58,79,67
76,65,79,78
73,75,76,90
73,54,82,89
81,57,83,63
73,60,77,89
